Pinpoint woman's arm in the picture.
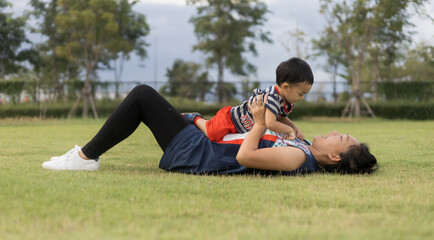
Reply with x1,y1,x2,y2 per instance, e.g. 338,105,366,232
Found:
236,95,306,172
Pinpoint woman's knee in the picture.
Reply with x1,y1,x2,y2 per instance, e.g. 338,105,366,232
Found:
131,84,154,95
129,85,159,101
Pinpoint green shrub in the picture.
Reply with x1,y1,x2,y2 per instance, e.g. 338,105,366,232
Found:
290,102,345,119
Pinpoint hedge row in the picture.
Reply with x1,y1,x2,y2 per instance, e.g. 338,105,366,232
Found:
293,102,434,120
369,102,434,120
376,81,434,101
1,101,434,120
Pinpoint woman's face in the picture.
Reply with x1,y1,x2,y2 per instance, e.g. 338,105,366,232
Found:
312,131,359,155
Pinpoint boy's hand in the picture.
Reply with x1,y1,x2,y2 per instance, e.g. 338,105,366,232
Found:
293,126,305,140
282,126,296,141
283,132,296,141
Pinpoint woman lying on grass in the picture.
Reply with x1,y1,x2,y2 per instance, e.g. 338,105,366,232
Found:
43,85,378,175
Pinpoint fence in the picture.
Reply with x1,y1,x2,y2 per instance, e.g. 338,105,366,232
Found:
0,79,433,104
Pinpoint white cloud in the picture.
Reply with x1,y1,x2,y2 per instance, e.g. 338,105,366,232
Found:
410,1,434,44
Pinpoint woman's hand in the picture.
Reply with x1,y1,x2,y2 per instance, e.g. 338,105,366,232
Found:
248,94,268,127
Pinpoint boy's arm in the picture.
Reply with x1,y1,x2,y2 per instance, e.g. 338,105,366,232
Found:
265,109,295,140
279,117,305,140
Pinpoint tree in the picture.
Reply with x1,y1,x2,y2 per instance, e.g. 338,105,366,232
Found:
29,0,80,101
0,0,30,78
160,59,213,101
312,25,347,103
368,0,422,83
314,0,429,118
279,25,310,59
195,71,214,102
402,41,434,82
240,77,259,100
55,0,120,118
187,0,272,103
107,0,150,99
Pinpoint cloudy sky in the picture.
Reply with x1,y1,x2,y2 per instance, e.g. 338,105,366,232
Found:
8,0,434,90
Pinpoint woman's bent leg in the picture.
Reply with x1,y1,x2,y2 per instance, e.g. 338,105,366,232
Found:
81,85,189,159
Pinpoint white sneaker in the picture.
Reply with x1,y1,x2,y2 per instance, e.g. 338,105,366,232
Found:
43,146,100,171
50,145,80,161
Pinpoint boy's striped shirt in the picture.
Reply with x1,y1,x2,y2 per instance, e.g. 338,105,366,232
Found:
230,85,293,133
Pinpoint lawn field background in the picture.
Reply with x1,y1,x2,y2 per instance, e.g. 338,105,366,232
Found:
0,118,433,240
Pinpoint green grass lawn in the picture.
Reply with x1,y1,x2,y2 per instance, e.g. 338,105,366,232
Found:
0,118,433,240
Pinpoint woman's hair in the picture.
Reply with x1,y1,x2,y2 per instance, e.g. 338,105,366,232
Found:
322,143,378,174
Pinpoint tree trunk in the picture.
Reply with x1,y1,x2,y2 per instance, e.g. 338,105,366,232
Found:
81,63,91,118
346,57,362,117
113,58,120,99
331,64,338,102
68,69,98,119
80,37,98,119
82,82,89,118
342,61,375,118
115,81,120,99
354,90,361,118
217,58,225,103
81,73,98,119
67,94,81,118
352,70,361,118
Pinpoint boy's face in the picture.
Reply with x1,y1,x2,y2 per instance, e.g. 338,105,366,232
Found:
281,82,312,104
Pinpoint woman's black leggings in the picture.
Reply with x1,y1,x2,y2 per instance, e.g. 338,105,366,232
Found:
81,85,190,159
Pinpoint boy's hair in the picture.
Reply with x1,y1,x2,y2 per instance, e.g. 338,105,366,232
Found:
322,143,378,174
276,57,314,86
